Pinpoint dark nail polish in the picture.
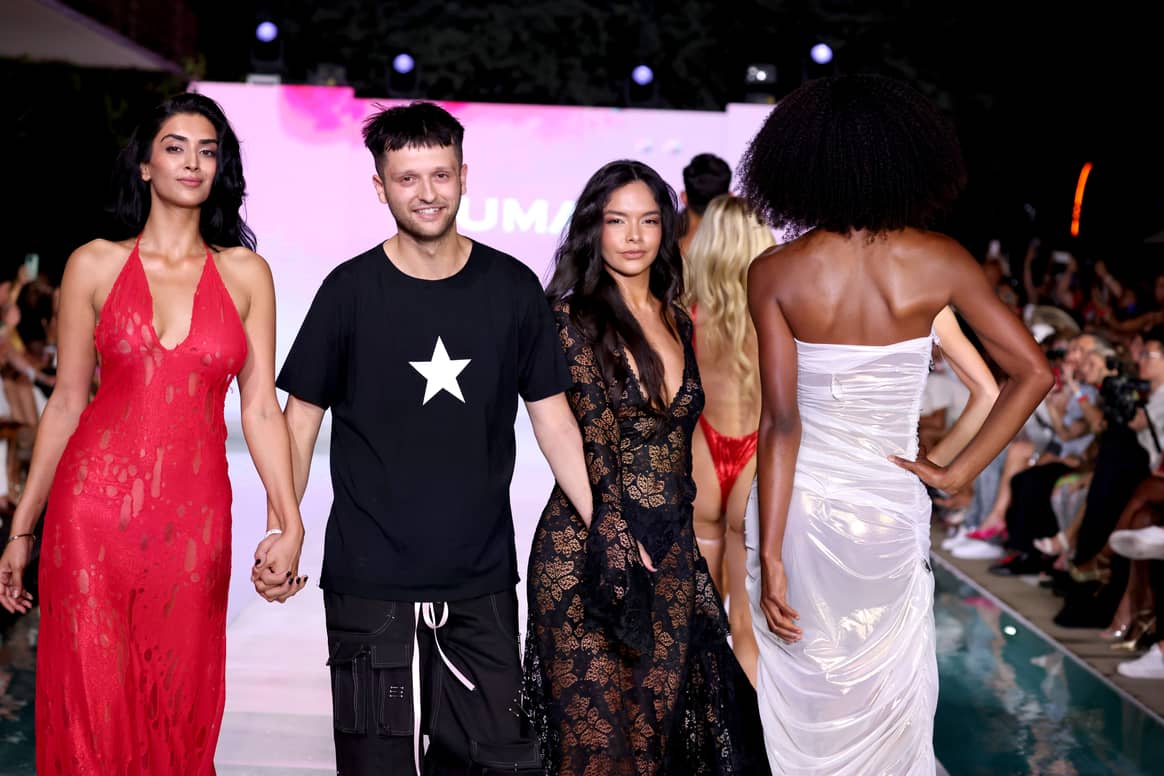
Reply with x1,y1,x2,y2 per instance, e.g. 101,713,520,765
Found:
254,558,261,566
286,571,292,578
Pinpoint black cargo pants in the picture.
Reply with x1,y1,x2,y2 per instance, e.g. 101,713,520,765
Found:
324,589,544,775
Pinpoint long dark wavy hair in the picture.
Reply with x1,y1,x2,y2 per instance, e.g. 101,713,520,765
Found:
547,160,683,412
109,92,256,250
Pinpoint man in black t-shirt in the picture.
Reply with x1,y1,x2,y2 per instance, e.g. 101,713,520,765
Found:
267,102,592,775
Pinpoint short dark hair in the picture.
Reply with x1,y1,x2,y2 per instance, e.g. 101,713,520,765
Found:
361,101,464,173
110,92,255,250
1144,325,1164,349
740,74,966,237
682,153,732,215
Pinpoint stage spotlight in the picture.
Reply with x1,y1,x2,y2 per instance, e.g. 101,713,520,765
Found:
387,54,420,98
256,20,279,43
746,64,777,85
393,53,415,75
745,63,778,104
250,14,285,79
810,43,833,65
626,64,658,106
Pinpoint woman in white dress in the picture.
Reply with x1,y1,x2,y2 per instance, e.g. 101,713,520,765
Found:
739,74,1054,774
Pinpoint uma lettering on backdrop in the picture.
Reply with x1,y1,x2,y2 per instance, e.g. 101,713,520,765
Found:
192,82,771,421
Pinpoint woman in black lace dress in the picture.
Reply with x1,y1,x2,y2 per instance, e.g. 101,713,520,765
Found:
523,160,768,775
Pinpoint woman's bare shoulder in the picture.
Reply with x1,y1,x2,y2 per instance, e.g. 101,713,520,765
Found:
892,230,991,312
748,234,816,295
898,229,977,266
70,237,132,260
214,245,266,269
64,238,133,281
213,246,272,286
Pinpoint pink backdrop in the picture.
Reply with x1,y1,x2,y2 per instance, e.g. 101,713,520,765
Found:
192,82,772,415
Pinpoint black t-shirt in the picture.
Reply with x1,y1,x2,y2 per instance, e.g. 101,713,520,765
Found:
276,240,570,602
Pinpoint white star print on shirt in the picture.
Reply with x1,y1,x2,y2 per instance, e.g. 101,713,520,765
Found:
409,337,472,404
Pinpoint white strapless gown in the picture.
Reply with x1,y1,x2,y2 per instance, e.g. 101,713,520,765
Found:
745,335,938,775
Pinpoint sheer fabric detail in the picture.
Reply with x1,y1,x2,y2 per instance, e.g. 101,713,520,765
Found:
36,241,247,775
523,301,769,776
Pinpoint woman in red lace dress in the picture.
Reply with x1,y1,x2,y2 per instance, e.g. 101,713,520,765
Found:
0,93,307,775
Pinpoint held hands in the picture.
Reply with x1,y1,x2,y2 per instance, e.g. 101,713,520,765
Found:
0,538,34,614
251,528,308,603
759,559,801,643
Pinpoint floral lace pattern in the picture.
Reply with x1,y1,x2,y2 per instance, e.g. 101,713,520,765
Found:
523,302,769,775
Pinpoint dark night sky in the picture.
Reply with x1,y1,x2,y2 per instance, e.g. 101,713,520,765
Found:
8,1,1162,281
188,1,1162,267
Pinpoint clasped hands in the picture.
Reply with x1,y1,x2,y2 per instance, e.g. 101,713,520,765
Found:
251,521,307,604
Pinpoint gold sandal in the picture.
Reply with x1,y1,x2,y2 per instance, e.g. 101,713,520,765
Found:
1101,608,1153,641
1069,555,1111,584
1111,614,1157,652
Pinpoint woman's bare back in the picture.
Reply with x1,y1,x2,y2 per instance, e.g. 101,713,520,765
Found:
693,319,761,437
760,228,959,346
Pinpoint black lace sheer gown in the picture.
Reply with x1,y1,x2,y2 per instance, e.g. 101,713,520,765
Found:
524,301,769,776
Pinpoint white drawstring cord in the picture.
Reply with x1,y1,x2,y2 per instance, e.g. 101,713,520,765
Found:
409,602,477,775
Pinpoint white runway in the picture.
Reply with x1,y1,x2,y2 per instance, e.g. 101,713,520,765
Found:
212,410,947,775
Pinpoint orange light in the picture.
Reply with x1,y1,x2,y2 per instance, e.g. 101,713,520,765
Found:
1071,162,1092,237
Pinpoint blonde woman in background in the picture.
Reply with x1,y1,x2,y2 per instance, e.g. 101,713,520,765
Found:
684,194,775,684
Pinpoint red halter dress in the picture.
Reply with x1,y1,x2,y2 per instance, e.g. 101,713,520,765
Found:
37,239,247,775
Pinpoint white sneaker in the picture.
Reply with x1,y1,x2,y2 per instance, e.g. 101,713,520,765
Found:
951,539,1007,560
1109,526,1164,561
1116,645,1164,679
941,525,971,551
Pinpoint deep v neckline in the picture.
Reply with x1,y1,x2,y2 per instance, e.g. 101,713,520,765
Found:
620,323,690,412
135,241,212,352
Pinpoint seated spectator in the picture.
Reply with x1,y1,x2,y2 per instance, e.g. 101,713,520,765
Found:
1053,326,1164,627
1112,477,1164,680
1096,476,1163,650
986,341,1114,576
953,333,1107,560
942,326,1055,557
0,267,57,513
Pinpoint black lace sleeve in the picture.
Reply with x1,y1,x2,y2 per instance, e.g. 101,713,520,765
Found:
553,302,653,655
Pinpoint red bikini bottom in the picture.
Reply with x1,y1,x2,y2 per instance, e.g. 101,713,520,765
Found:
699,416,759,515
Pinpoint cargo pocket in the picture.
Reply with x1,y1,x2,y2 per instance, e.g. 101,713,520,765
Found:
327,640,370,735
370,642,413,736
468,739,543,774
